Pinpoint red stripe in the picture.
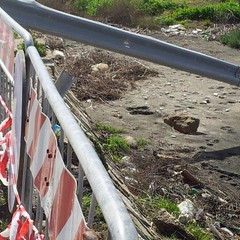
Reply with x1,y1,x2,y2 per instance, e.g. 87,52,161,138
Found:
49,170,76,239
34,132,57,198
28,108,46,161
0,151,8,179
74,220,86,240
0,117,12,132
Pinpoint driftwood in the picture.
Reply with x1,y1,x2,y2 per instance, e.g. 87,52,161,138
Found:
65,90,161,239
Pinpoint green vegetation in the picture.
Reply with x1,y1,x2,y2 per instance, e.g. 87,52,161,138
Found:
18,38,47,57
187,223,213,240
81,194,107,234
73,0,240,27
220,29,240,48
96,122,127,134
104,136,130,161
136,138,149,148
95,122,129,162
136,195,180,218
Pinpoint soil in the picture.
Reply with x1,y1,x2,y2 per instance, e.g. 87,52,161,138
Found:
49,30,240,238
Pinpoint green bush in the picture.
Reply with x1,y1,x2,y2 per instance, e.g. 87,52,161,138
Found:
142,0,185,16
220,29,240,48
174,2,240,22
74,0,112,15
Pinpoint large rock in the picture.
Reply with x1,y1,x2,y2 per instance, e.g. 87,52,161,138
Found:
123,135,137,148
164,114,200,134
153,209,196,239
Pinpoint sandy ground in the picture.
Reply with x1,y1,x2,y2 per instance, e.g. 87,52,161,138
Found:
74,33,240,232
52,31,240,236
82,33,240,190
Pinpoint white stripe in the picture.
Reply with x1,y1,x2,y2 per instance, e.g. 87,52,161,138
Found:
0,18,6,60
40,149,64,219
30,119,51,179
26,95,39,154
56,196,85,240
5,29,13,74
0,58,14,84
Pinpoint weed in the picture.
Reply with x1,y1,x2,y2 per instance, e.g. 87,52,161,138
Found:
14,32,19,39
81,194,107,233
96,122,127,134
104,136,129,162
187,223,213,240
220,29,240,48
136,138,149,148
18,39,47,57
136,195,180,218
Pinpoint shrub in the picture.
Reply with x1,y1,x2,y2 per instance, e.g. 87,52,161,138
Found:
220,29,240,48
74,0,112,15
142,0,185,16
174,2,240,23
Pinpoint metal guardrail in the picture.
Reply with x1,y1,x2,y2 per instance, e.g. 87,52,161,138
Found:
1,1,240,239
0,7,138,240
0,0,240,86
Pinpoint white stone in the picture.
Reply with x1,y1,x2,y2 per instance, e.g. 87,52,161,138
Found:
91,63,109,72
124,136,137,148
178,199,196,224
53,50,65,60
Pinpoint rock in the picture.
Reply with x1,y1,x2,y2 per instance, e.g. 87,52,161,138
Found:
91,63,109,72
153,209,196,239
178,199,196,224
123,136,137,148
112,112,123,119
195,209,206,226
83,229,98,240
164,114,200,134
53,50,65,60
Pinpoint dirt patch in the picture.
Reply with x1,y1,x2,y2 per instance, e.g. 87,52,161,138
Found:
49,31,240,237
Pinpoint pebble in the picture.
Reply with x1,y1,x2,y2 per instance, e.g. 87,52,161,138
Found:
143,95,148,100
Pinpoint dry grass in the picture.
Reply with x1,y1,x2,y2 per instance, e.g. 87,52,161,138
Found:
61,48,157,102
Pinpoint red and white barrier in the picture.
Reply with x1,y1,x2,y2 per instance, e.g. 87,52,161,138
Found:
25,86,87,239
